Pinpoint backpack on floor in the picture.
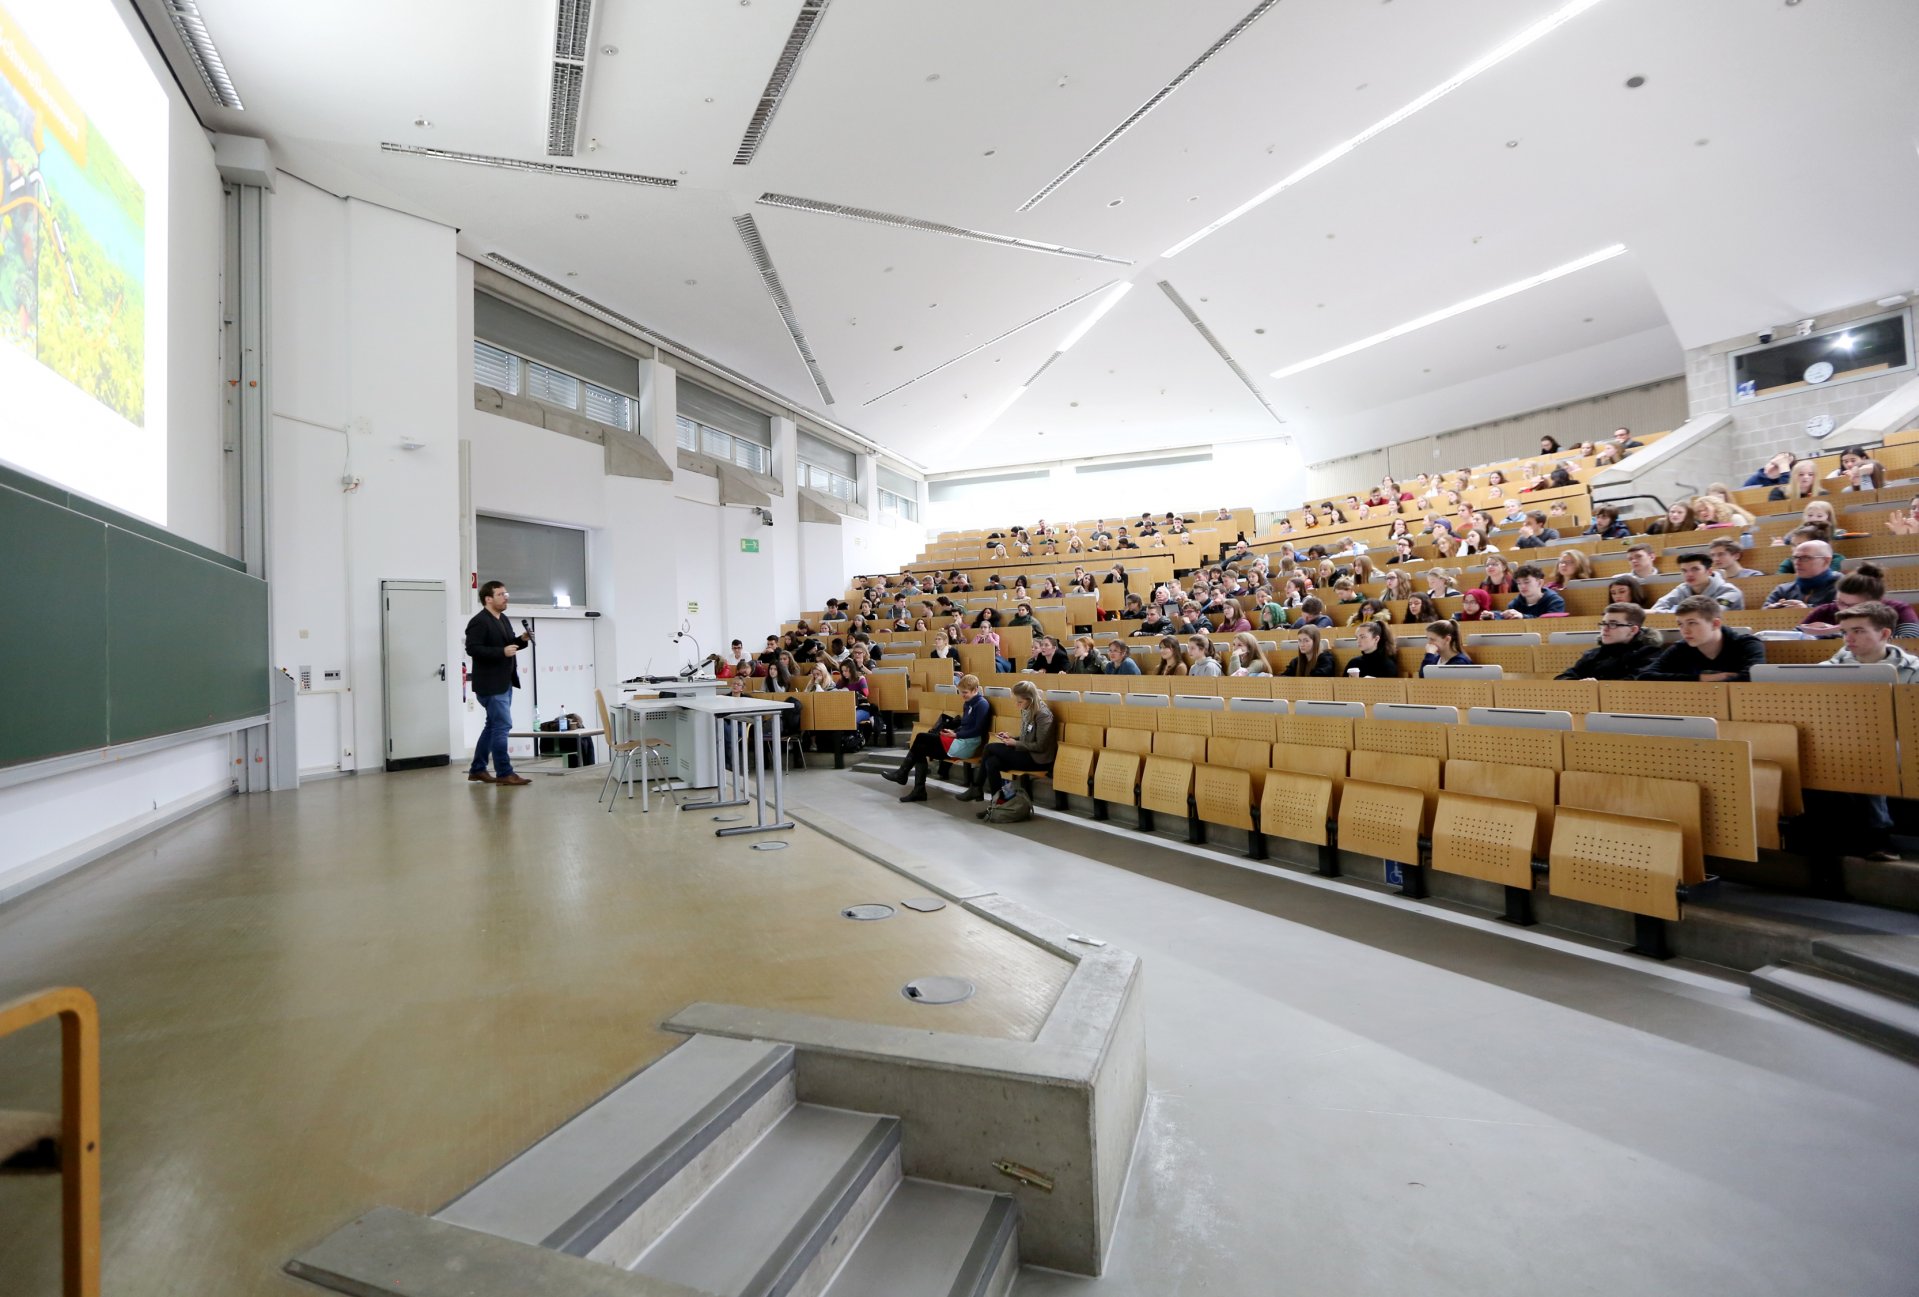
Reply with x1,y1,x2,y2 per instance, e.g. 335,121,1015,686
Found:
983,790,1033,824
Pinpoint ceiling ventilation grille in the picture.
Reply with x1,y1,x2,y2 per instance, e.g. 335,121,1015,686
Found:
733,214,835,405
736,0,833,165
162,0,244,110
1024,352,1063,387
861,282,1117,407
548,0,592,154
1076,452,1213,475
755,193,1130,265
1156,280,1286,428
1017,0,1278,211
381,143,676,187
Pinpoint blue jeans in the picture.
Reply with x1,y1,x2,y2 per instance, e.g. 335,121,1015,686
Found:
471,691,515,776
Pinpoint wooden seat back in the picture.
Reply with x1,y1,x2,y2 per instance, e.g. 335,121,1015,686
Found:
1195,765,1256,830
1092,749,1143,806
1337,780,1425,866
1444,759,1557,857
1260,770,1335,846
1558,769,1703,884
1140,757,1197,817
1548,807,1683,920
1430,792,1538,888
1052,744,1096,798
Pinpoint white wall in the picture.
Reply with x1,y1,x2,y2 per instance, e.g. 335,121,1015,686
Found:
269,178,463,775
924,438,1299,534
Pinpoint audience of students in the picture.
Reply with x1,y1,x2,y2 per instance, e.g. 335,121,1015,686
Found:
1650,552,1745,612
1640,597,1764,681
1555,603,1664,679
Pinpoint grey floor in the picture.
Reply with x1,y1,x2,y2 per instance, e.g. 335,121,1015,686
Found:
801,764,1919,1297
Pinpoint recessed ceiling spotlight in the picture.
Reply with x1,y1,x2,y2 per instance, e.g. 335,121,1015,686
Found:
704,97,715,103
1583,316,1594,322
1326,232,1336,238
1784,0,1800,6
1107,198,1123,207
1496,343,1507,350
1188,195,1199,201
929,302,937,308
1624,75,1645,88
574,212,590,219
983,149,996,156
1165,0,1607,257
926,73,941,81
1695,138,1709,146
413,117,432,128
601,44,619,55
893,344,904,351
684,278,698,285
565,271,579,278
1506,139,1520,148
1254,327,1267,334
1356,83,1369,91
679,169,688,175
1070,401,1080,407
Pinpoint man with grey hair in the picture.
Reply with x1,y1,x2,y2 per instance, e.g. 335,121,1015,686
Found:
1765,539,1840,608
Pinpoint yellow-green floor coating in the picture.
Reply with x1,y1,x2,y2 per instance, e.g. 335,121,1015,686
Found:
0,767,1070,1293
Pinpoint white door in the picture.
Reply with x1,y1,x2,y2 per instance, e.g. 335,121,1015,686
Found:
382,580,449,770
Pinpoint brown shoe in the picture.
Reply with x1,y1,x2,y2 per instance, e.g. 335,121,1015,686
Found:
467,771,496,783
495,774,532,786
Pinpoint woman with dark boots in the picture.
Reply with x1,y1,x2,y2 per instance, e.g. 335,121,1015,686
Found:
884,674,988,802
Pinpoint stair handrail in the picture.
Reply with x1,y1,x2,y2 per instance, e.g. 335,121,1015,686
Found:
0,986,100,1297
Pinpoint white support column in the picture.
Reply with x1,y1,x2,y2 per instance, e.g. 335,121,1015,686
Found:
637,357,678,464
858,450,880,518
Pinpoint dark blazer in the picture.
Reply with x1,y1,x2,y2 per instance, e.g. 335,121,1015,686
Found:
1638,629,1765,682
1555,632,1662,680
465,609,529,695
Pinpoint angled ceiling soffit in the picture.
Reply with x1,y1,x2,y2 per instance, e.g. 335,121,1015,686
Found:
603,428,673,482
797,488,848,524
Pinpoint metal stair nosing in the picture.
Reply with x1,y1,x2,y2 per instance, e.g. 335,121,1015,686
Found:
1750,963,1919,1063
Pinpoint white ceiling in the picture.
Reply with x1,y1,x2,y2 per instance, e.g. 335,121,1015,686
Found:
144,0,1919,472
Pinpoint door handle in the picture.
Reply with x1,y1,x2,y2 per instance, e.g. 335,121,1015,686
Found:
437,663,447,681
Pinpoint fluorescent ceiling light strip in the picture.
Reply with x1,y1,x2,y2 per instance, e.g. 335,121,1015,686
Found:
860,281,1118,406
1163,0,1606,258
734,214,835,405
1156,280,1285,425
380,143,676,187
736,0,834,165
1018,0,1279,212
1056,282,1133,353
1268,243,1627,379
756,193,1130,265
162,0,244,109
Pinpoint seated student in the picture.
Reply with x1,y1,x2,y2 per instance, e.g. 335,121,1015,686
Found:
1420,620,1471,674
1624,543,1661,583
1584,504,1632,540
1639,595,1763,681
1825,601,1919,678
1651,551,1745,612
1555,603,1663,679
1796,564,1919,638
1744,451,1795,489
1455,589,1495,621
1063,634,1104,673
1119,592,1147,621
1549,549,1595,590
1152,635,1188,676
1611,426,1644,451
1345,620,1399,677
1765,539,1841,608
961,680,1058,807
1103,640,1143,675
1185,637,1224,677
1282,624,1337,677
1027,635,1070,674
1103,563,1129,585
1228,631,1272,676
1006,602,1040,629
1709,537,1763,579
756,634,784,673
928,625,963,660
983,574,1006,591
1645,501,1697,535
1827,446,1886,492
1478,555,1517,599
1347,597,1390,626
971,606,1003,630
1424,567,1461,599
1139,603,1174,636
837,660,876,730
972,628,1013,673
1293,596,1333,628
1401,592,1440,624
1501,564,1566,618
885,673,990,802
1513,510,1561,550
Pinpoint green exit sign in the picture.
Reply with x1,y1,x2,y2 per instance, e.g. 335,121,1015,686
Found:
739,538,760,553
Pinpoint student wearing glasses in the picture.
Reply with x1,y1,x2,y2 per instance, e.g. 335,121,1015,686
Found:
1554,603,1664,680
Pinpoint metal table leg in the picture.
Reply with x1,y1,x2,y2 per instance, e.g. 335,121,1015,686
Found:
717,710,794,837
682,711,753,812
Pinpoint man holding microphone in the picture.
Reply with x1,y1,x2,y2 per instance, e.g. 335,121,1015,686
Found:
465,580,532,786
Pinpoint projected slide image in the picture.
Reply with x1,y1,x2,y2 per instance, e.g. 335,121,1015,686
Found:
0,8,144,426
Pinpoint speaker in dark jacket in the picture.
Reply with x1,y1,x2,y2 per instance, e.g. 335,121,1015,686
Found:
465,610,529,695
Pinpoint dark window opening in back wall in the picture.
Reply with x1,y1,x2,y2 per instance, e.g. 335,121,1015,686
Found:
1729,310,1912,403
476,514,589,608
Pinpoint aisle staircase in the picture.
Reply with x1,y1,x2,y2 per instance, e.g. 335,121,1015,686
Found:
291,1033,1020,1297
1750,934,1919,1063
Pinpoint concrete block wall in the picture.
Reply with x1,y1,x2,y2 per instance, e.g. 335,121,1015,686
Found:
1684,298,1918,470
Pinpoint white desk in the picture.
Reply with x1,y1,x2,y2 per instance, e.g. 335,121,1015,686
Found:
619,695,794,835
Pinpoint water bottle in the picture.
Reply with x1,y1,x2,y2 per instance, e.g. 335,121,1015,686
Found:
557,707,568,732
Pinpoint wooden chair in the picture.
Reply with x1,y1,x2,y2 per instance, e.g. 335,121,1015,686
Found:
1259,770,1337,869
1337,780,1426,875
1548,807,1685,957
0,986,100,1297
1091,748,1143,820
1139,757,1201,842
596,690,671,811
1050,744,1097,808
1430,791,1540,924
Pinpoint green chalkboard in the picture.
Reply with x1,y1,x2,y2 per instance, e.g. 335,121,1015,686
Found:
1,474,269,768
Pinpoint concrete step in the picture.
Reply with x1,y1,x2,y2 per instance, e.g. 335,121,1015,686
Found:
1749,964,1919,1063
823,1179,1019,1297
625,1104,902,1297
1809,934,1919,1001
436,1034,795,1254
